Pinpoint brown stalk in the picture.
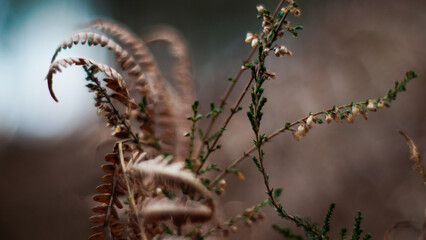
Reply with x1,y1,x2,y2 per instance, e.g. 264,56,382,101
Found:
118,142,148,240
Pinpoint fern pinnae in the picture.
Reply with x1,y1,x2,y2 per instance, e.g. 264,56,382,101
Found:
128,155,211,199
138,198,213,225
88,19,180,158
46,57,129,101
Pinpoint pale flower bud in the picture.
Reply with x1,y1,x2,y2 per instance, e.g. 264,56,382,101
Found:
230,225,238,232
256,5,265,13
251,38,259,47
377,99,385,108
367,100,376,111
245,32,254,43
306,115,316,128
351,106,359,116
156,188,163,196
325,114,333,123
297,124,308,136
219,179,227,189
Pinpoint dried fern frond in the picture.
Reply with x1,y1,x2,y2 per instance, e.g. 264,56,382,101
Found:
139,198,213,225
89,149,128,240
143,26,196,161
87,19,179,157
399,130,426,184
143,26,195,108
51,31,151,83
128,155,210,198
46,57,131,103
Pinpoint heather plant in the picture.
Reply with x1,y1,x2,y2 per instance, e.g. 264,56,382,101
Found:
44,0,419,239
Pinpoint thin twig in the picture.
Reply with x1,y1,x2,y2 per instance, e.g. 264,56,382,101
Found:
196,0,289,173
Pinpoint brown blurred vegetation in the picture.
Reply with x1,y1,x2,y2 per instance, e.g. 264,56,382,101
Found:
0,0,425,239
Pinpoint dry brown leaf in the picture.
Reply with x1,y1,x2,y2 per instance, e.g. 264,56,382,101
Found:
102,174,113,184
88,232,104,240
46,57,129,102
399,130,426,184
89,214,106,224
90,225,104,233
93,194,111,204
105,153,119,164
101,164,115,174
92,205,108,214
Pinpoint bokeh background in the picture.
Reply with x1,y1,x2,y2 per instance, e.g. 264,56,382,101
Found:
0,0,425,239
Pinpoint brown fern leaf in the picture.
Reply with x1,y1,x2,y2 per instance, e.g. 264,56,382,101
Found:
138,198,213,226
88,19,179,158
143,26,195,107
127,155,210,198
90,150,129,240
50,31,152,109
46,57,130,102
143,27,196,161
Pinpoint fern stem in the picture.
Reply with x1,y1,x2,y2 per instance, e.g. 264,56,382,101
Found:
118,142,148,240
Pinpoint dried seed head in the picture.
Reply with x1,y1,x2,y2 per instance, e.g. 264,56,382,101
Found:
274,46,290,57
264,69,276,80
345,113,354,123
293,8,302,17
367,100,376,111
245,32,254,43
256,5,265,13
361,111,368,120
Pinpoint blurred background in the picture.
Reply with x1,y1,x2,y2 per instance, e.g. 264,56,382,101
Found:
0,0,425,239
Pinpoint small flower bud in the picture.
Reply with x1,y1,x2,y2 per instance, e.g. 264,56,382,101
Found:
377,99,385,108
306,115,316,128
219,179,227,189
325,114,333,123
245,32,254,43
251,38,259,47
351,106,360,116
256,5,265,13
281,7,288,13
367,100,376,111
156,188,163,196
263,26,272,34
230,225,238,232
